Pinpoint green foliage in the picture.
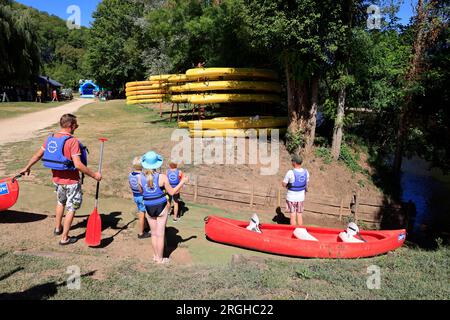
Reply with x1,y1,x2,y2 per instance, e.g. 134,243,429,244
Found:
0,1,40,85
86,0,146,90
315,147,333,165
285,130,304,155
339,144,363,173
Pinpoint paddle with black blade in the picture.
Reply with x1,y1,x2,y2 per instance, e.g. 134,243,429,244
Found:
85,138,108,247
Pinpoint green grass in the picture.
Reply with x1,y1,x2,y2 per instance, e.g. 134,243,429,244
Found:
0,101,67,119
1,243,449,300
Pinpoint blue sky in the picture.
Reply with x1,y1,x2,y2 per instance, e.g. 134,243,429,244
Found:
16,0,416,27
16,0,101,27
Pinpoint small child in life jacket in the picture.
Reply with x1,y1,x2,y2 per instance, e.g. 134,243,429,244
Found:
166,162,184,222
129,156,151,239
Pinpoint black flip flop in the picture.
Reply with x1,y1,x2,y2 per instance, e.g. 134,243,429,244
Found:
54,228,63,236
59,237,78,246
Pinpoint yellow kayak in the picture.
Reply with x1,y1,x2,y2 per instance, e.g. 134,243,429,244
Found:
148,74,176,81
170,95,190,103
127,94,165,100
169,81,281,93
126,81,161,87
178,117,275,129
125,89,166,96
166,74,190,83
187,117,287,130
189,128,286,138
126,85,167,92
178,121,189,128
126,99,163,105
185,68,278,80
185,93,281,104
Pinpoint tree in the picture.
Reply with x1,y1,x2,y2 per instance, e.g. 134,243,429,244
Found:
393,0,447,175
86,0,146,91
0,0,40,85
241,0,354,155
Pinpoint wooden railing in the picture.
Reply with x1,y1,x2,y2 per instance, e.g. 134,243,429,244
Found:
180,175,405,229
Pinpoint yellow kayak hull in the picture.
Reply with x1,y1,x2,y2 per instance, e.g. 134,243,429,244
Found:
126,84,167,92
125,89,165,96
126,81,162,87
185,68,278,80
170,95,190,103
187,117,287,130
126,99,163,105
186,93,280,104
169,81,281,93
127,94,165,100
189,128,286,138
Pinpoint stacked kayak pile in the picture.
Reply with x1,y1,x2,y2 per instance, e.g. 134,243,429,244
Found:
179,116,287,138
125,80,168,105
126,68,286,137
167,68,281,105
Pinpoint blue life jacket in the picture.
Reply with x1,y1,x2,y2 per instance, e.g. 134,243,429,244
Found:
288,169,308,192
142,173,167,206
128,172,142,197
167,168,180,188
42,134,88,171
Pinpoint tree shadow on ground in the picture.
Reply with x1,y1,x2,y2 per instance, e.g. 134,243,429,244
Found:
272,207,290,225
0,271,96,300
71,211,136,248
0,210,47,224
164,226,196,258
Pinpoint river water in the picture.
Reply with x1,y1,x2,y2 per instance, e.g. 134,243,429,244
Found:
401,157,450,236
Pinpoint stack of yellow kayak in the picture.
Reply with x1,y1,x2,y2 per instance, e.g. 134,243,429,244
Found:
179,116,287,138
169,68,281,105
125,80,168,105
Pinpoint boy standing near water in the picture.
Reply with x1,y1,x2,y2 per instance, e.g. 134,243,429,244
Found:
282,155,310,226
128,157,151,239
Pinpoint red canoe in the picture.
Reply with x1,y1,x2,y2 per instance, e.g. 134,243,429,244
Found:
0,176,20,212
204,215,406,259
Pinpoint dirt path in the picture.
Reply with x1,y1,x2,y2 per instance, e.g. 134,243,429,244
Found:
0,98,94,146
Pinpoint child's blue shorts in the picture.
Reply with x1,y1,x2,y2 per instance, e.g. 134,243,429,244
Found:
133,195,146,212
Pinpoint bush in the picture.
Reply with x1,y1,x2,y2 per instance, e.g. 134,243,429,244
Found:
339,144,363,173
315,147,333,164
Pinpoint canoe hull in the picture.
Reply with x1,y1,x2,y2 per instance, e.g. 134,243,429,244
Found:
204,216,406,259
0,177,19,212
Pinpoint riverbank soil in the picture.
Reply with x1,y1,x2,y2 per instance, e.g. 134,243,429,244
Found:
0,100,448,299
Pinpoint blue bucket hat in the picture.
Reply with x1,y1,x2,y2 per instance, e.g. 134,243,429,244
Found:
141,151,163,170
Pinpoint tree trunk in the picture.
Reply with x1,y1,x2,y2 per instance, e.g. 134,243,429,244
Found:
285,57,318,156
331,87,346,160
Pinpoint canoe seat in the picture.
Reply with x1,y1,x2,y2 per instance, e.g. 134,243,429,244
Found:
338,232,364,243
293,228,318,241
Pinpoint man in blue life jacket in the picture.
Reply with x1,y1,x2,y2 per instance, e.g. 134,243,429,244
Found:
282,155,310,226
20,114,102,245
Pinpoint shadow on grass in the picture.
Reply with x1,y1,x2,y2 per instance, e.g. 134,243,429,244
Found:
0,210,47,224
71,211,136,249
0,271,96,300
0,267,24,281
164,227,197,259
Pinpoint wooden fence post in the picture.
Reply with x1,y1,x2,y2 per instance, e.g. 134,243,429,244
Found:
339,197,344,221
277,188,281,208
194,175,198,203
354,191,360,223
